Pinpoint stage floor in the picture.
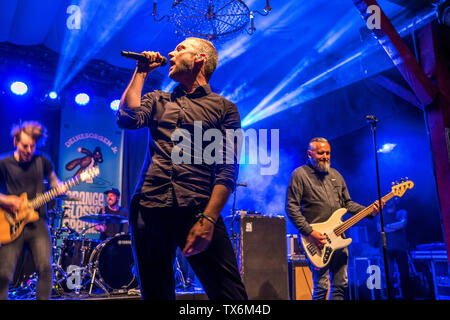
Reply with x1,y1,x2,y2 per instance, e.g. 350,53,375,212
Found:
8,286,208,300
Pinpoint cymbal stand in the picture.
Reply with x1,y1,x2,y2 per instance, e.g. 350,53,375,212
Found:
49,203,72,297
76,224,110,296
87,265,110,296
230,183,247,258
174,257,187,290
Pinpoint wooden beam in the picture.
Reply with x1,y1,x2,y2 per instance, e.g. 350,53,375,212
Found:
369,75,422,108
353,1,450,267
352,0,438,107
418,22,450,266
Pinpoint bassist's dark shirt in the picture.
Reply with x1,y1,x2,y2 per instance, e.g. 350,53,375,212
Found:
285,162,366,236
0,151,53,218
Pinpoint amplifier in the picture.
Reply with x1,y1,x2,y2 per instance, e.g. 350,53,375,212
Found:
288,259,313,300
411,250,450,300
231,214,289,300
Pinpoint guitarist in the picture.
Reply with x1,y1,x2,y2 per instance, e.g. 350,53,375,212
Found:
0,121,66,300
285,137,383,300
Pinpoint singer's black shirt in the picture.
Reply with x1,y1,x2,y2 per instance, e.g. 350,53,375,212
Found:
117,84,241,209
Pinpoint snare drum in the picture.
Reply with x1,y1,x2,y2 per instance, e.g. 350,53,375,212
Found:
89,233,138,291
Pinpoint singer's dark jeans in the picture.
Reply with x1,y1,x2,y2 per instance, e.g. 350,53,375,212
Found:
129,204,247,300
0,219,53,300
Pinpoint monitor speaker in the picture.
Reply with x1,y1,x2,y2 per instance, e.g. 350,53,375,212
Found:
233,215,289,300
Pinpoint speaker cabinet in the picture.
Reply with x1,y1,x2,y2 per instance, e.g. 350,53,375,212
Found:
232,215,289,300
288,259,313,300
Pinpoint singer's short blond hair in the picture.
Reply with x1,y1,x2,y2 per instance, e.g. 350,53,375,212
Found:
11,121,48,147
187,37,218,82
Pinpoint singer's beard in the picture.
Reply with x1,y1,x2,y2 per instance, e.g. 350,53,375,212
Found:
310,158,330,173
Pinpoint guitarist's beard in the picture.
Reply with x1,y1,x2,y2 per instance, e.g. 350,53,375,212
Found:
310,158,330,173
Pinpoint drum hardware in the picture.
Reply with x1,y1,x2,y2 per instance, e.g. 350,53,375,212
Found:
50,222,111,296
7,272,38,300
79,213,128,224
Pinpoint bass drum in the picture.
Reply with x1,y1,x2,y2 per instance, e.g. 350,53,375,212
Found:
89,233,138,291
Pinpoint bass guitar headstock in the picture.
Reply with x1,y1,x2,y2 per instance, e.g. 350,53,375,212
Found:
391,178,414,197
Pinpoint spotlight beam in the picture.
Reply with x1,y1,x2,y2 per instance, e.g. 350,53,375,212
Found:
53,0,148,94
353,0,437,106
242,5,437,127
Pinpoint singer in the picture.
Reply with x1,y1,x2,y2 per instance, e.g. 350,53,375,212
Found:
117,37,247,300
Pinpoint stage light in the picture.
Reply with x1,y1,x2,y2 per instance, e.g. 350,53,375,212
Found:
378,143,397,154
75,93,90,105
110,99,120,111
10,81,28,95
49,91,58,99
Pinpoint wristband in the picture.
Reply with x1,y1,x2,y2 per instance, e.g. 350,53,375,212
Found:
196,213,216,225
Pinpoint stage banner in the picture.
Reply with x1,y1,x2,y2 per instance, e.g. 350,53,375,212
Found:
58,96,123,236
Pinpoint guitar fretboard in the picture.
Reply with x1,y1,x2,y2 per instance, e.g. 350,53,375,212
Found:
333,192,395,236
28,176,81,209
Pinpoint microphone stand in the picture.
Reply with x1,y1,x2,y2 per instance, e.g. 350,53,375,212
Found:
231,187,239,258
231,183,247,258
366,115,392,300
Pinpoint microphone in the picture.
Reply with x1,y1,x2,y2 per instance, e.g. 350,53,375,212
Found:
365,115,378,123
236,183,248,187
121,51,168,66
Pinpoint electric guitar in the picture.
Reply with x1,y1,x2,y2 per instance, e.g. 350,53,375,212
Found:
301,179,414,268
0,166,100,245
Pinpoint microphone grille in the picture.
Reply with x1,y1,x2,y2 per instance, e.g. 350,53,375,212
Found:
160,56,168,66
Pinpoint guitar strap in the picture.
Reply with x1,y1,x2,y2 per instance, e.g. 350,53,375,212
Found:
36,155,44,219
36,155,44,195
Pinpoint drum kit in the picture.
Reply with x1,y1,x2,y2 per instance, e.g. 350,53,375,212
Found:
8,194,202,299
48,195,138,298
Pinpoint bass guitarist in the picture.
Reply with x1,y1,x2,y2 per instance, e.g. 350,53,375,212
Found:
0,121,66,300
285,137,383,300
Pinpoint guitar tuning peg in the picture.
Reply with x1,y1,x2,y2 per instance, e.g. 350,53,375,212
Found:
391,181,395,186
400,178,404,183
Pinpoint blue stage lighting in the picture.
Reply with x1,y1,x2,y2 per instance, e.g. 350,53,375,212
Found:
75,93,90,105
378,143,397,154
11,81,28,95
110,99,120,111
49,91,58,99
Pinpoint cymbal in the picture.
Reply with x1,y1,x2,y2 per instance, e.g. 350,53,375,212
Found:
54,194,82,201
80,214,128,224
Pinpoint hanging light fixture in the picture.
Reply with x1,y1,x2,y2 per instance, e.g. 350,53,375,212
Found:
153,0,272,41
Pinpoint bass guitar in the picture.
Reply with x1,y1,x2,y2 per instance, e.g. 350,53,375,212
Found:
0,166,100,245
301,179,414,268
